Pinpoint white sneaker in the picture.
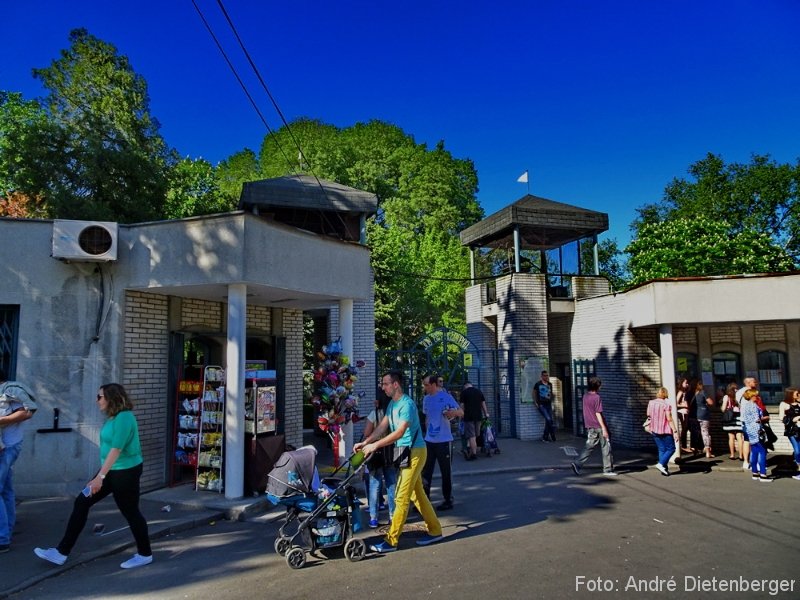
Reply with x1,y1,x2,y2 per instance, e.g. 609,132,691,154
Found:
602,471,619,477
792,474,800,481
655,463,669,476
120,553,153,569
742,462,749,470
34,547,67,566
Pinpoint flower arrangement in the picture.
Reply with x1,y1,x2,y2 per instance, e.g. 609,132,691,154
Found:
311,338,365,466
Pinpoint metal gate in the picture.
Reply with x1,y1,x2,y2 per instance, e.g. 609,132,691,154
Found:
376,328,515,437
572,359,596,436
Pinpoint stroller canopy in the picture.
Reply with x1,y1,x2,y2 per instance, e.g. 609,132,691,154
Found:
266,445,319,498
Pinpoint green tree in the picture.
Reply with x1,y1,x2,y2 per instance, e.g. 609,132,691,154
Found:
0,91,50,217
626,216,794,286
254,118,482,350
6,29,172,222
633,153,800,260
216,148,259,206
164,157,232,219
579,237,629,290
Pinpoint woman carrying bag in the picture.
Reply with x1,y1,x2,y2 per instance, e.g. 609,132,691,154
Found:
647,387,678,477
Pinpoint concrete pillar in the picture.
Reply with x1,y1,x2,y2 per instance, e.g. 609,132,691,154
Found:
513,227,521,273
225,284,247,499
659,324,679,463
339,298,354,461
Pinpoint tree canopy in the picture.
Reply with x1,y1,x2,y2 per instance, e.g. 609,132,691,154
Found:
255,119,483,350
1,29,175,222
625,153,800,285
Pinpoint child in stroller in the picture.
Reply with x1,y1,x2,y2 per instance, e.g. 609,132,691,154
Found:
267,445,367,569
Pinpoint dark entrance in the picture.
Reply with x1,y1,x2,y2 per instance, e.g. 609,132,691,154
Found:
376,327,515,437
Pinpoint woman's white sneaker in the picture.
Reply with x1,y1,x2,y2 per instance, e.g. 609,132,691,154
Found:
34,547,67,566
120,553,153,569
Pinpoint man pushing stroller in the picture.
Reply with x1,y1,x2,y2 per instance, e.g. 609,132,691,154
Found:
354,370,443,553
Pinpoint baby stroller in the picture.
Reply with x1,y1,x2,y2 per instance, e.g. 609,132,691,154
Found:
267,445,366,569
481,418,501,456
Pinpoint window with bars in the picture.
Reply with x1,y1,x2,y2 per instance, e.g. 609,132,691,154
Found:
0,305,19,378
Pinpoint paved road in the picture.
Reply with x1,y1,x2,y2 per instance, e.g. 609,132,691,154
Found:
12,466,799,600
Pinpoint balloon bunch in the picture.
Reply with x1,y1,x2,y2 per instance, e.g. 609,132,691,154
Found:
311,338,365,465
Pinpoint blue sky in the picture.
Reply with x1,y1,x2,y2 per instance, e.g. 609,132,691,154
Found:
3,1,799,247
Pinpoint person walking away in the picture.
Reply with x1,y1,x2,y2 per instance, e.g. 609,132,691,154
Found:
721,383,743,460
736,377,759,471
647,387,678,476
694,381,715,458
740,388,772,483
459,382,488,461
0,367,37,554
34,383,153,568
781,388,800,480
533,370,556,442
361,389,396,527
354,371,443,553
571,377,617,477
421,373,462,510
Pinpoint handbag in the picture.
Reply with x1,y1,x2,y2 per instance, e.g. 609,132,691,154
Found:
643,417,651,433
721,408,736,426
763,422,778,448
757,427,768,445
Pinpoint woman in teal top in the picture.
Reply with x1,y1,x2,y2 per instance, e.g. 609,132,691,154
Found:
35,384,153,569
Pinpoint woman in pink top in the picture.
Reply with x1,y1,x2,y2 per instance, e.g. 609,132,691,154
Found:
647,387,677,476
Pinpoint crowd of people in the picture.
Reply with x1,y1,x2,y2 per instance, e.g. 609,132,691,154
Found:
644,376,800,481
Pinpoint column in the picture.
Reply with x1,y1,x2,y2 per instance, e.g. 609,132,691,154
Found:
225,283,247,499
659,324,679,463
513,226,521,273
339,298,354,462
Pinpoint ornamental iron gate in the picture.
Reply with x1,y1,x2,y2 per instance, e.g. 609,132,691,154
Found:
572,359,596,437
375,328,514,437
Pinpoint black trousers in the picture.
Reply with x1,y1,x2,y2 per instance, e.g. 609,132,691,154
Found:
421,441,453,503
57,463,151,557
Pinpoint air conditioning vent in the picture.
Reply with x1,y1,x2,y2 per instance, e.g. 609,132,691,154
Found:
52,220,118,262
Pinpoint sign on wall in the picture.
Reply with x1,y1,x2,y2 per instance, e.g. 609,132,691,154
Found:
519,356,549,404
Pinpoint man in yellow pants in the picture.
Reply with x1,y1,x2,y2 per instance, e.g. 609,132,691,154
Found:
355,370,442,552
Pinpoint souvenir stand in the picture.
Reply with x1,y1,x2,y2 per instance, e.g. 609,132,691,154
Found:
170,378,202,486
196,365,225,492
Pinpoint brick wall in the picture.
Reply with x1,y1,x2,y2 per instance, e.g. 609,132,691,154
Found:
755,324,786,344
181,298,222,329
571,294,662,448
495,273,549,440
123,291,170,491
282,308,304,448
710,326,741,345
674,327,697,346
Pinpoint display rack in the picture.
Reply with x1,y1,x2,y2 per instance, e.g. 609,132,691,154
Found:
196,365,225,492
245,375,277,435
170,378,202,486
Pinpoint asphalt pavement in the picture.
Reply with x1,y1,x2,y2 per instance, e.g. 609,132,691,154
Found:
3,433,793,598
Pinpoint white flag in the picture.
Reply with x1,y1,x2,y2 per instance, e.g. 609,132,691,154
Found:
517,171,528,183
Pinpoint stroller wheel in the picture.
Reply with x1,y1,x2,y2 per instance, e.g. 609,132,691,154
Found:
344,538,366,562
274,536,291,556
286,547,307,569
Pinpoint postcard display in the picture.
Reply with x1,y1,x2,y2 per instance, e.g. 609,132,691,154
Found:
245,375,277,435
196,365,225,492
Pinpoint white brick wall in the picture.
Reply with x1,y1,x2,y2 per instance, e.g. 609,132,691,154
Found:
123,291,170,490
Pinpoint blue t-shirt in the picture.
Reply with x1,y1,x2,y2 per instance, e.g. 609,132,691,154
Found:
423,390,459,443
389,394,425,448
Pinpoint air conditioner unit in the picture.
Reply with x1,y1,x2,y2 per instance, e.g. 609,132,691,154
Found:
52,220,118,262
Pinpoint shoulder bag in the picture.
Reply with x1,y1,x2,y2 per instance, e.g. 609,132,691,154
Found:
643,416,651,433
389,409,420,469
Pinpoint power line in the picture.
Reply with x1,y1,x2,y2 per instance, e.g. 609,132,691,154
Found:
213,0,350,236
190,0,296,173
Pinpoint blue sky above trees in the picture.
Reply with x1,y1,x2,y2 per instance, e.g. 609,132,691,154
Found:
3,1,799,246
